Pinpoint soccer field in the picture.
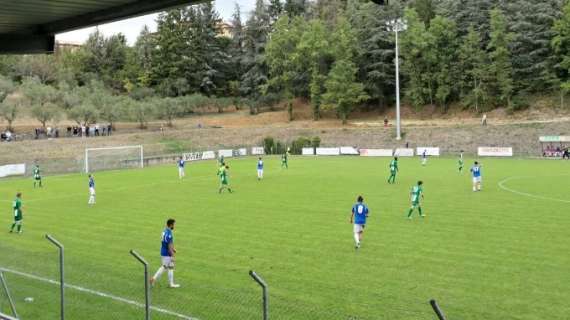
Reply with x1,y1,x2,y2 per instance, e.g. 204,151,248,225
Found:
0,156,569,320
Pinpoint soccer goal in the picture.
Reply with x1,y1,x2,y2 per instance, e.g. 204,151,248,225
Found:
84,145,144,173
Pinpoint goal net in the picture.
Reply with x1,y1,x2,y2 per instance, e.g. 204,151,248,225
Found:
84,145,144,173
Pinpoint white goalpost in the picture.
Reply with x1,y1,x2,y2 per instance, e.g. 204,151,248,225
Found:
84,145,144,173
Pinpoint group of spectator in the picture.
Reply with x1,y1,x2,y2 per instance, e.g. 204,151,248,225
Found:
65,124,113,138
31,124,113,140
543,144,569,159
0,130,13,142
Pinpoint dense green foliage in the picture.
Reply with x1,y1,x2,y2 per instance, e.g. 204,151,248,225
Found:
1,157,569,319
0,0,569,128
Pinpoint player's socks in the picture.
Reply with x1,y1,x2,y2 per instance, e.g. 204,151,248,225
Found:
153,266,165,281
10,223,15,232
354,233,359,245
419,207,424,217
167,270,179,288
17,224,21,232
407,209,413,218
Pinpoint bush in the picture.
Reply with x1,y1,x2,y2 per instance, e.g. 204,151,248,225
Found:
263,137,275,154
510,93,531,113
311,136,321,148
290,137,312,155
256,93,282,111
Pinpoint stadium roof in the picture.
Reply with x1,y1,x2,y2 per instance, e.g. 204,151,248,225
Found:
0,0,204,54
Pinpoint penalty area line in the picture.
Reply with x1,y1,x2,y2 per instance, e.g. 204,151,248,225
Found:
0,268,199,320
497,176,570,204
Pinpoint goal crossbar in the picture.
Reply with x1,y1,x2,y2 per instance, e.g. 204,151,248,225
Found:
85,145,144,173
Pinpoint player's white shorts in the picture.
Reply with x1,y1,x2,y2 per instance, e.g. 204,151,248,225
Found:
257,169,263,177
89,187,95,196
353,224,365,233
161,256,175,268
472,176,481,183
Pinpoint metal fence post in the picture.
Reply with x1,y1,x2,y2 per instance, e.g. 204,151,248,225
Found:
430,299,447,320
0,271,18,319
130,250,150,320
46,234,64,320
249,271,268,320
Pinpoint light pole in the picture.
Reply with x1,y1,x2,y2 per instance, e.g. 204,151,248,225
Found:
386,18,407,140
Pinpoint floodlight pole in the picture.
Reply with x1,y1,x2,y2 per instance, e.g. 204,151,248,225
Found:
387,19,407,141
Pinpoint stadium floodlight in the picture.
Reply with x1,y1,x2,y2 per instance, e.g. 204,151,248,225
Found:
386,18,407,141
84,145,144,173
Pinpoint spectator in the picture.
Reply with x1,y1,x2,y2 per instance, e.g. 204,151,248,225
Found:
563,148,569,160
81,125,86,137
95,124,100,136
481,113,487,126
384,116,389,127
107,124,112,135
102,126,106,136
55,128,59,138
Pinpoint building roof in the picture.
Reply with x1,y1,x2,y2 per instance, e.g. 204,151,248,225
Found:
0,0,203,54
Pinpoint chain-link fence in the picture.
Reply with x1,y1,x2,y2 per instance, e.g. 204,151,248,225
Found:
0,234,448,320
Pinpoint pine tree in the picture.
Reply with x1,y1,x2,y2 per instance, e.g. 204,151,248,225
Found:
241,0,271,99
488,8,515,108
458,26,490,112
350,0,404,111
400,8,433,108
285,0,306,18
429,15,459,111
269,0,284,25
552,0,570,107
504,0,563,92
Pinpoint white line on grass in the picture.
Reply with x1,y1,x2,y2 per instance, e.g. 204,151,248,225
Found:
0,268,199,320
497,176,570,204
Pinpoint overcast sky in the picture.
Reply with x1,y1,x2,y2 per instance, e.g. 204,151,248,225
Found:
56,0,256,46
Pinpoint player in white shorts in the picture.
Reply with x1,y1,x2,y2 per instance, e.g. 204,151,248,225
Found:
150,218,180,288
257,157,264,180
88,174,96,205
177,157,185,179
350,196,369,249
470,161,482,191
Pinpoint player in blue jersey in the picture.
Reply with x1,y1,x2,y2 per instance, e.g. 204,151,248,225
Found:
88,174,96,205
421,150,428,166
350,196,369,249
470,161,482,192
150,219,180,288
257,157,264,180
177,156,185,179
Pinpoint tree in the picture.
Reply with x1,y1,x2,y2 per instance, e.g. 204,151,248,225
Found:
0,77,19,130
13,55,58,84
429,15,459,111
155,97,182,127
297,19,332,120
400,8,433,108
284,0,306,18
127,99,155,129
266,16,307,117
350,0,404,111
458,26,490,112
241,0,271,99
504,0,562,93
229,4,247,93
269,0,284,25
323,61,369,124
488,8,515,108
21,78,61,127
67,103,99,125
413,0,436,27
552,0,570,107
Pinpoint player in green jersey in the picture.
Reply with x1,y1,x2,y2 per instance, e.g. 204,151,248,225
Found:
33,164,42,188
9,193,23,233
387,157,399,184
407,181,425,219
458,151,464,173
281,151,289,169
218,165,233,193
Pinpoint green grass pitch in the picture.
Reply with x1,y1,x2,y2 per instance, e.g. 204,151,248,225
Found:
0,156,569,319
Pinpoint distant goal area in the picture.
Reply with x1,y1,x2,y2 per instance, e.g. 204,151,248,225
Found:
85,146,144,173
